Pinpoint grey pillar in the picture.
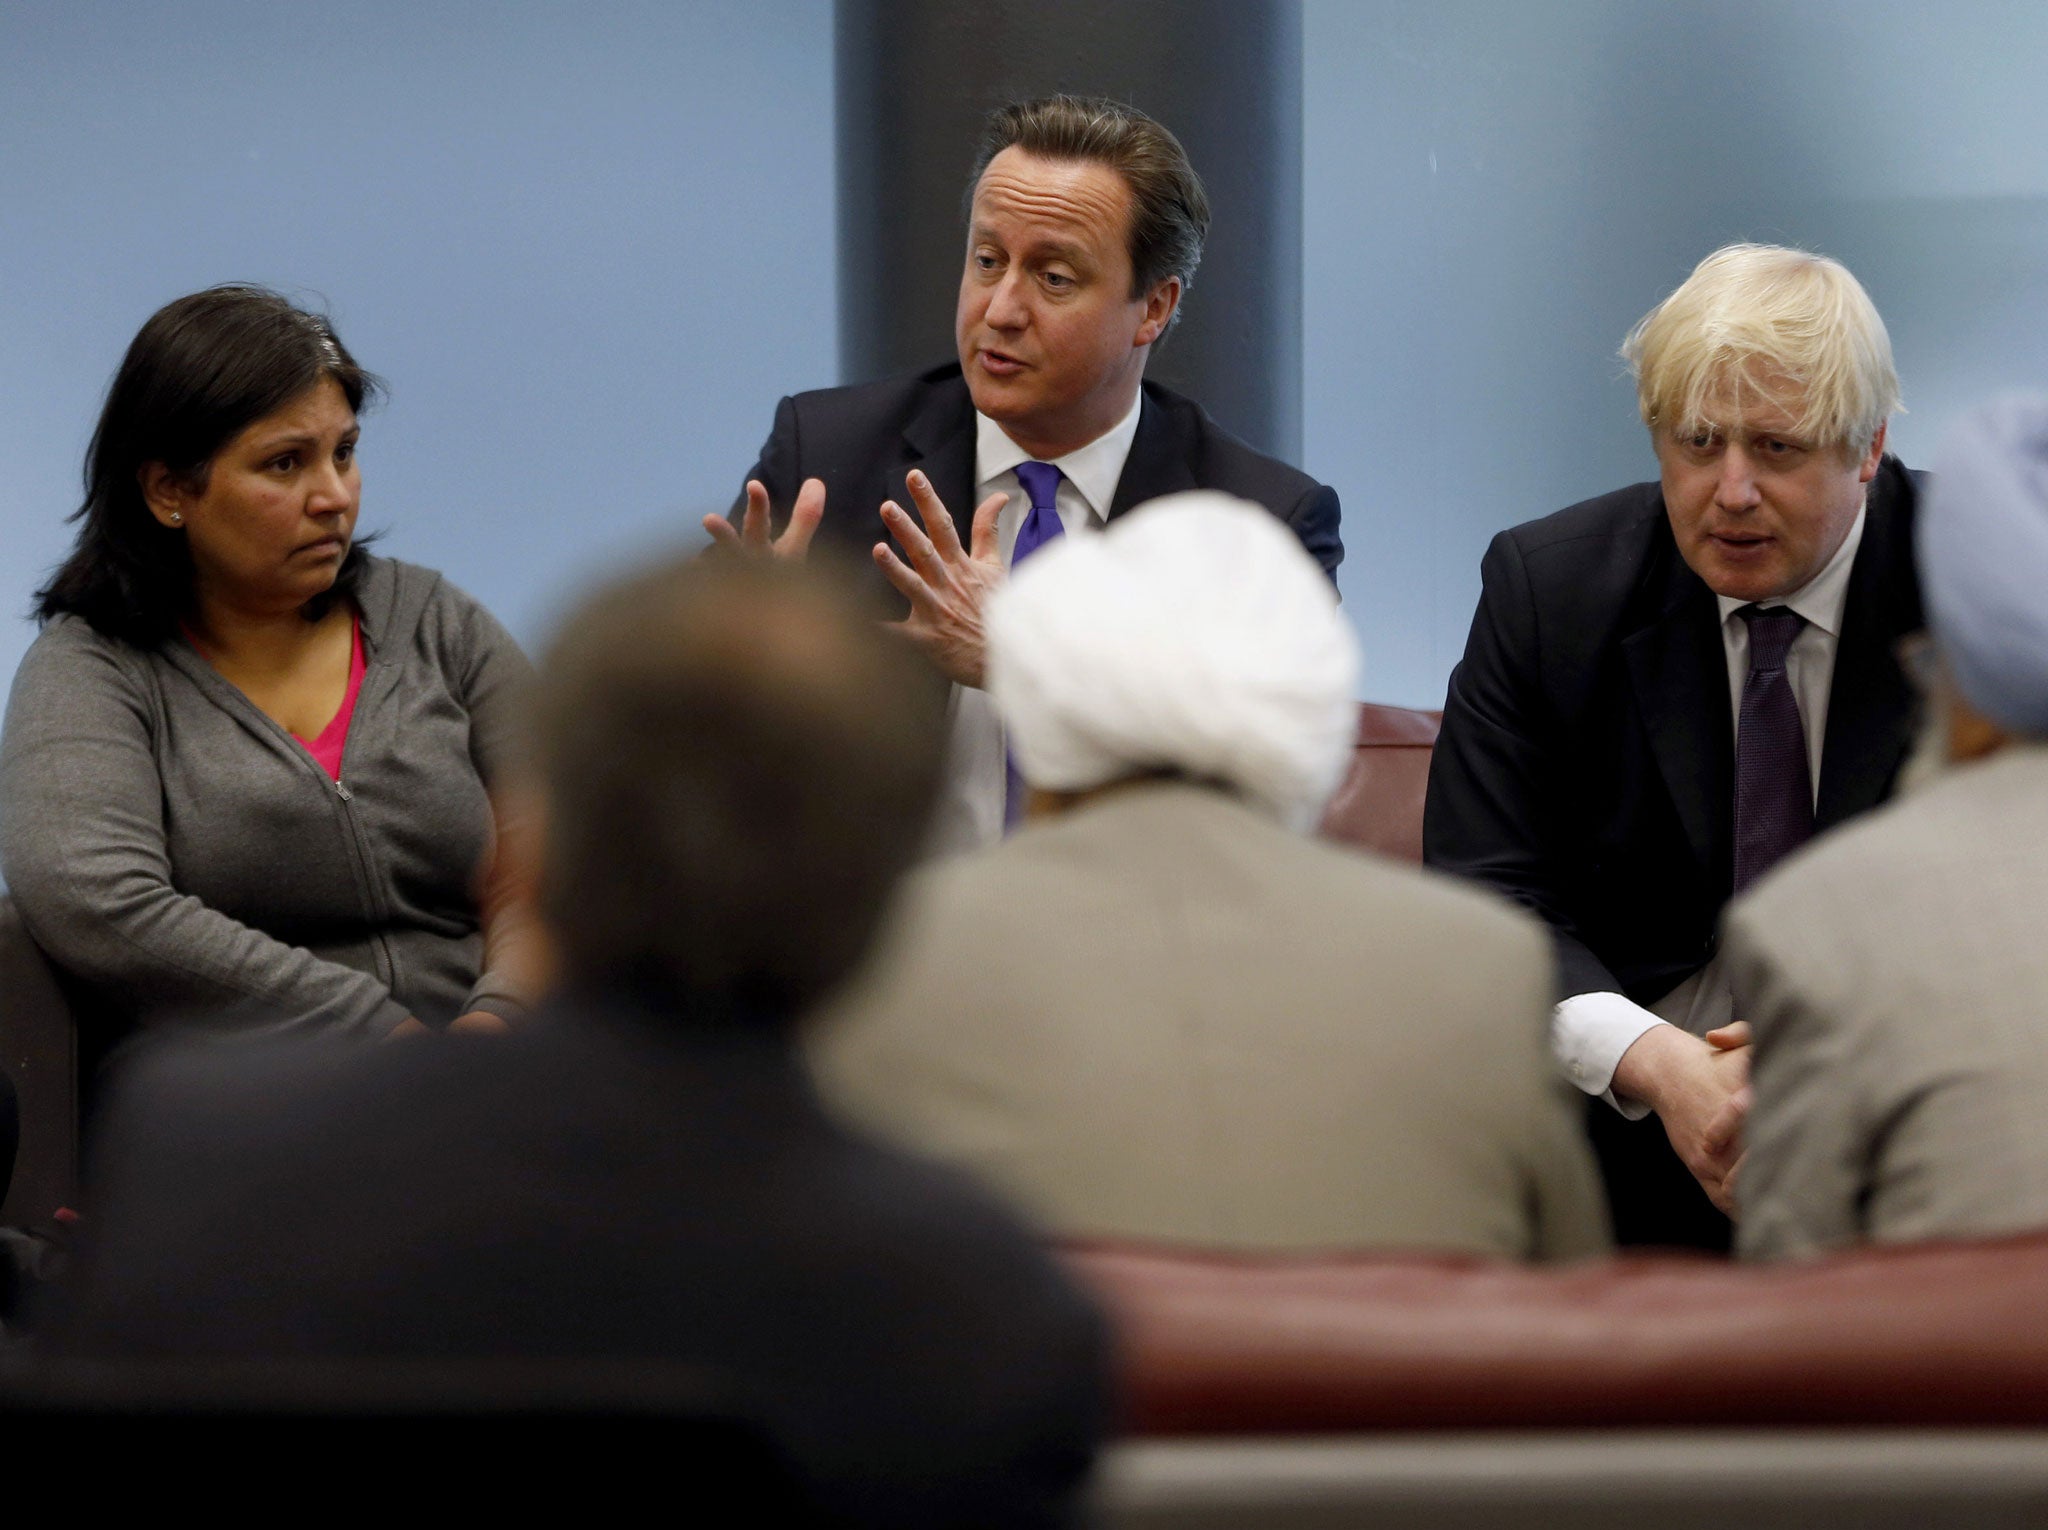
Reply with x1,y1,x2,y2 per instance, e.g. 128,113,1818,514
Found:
835,0,1304,463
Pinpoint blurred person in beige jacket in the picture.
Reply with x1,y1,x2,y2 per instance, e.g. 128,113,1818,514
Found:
1732,396,2048,1259
811,493,1609,1259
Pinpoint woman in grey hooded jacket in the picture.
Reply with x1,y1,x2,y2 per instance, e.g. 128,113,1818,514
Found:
0,286,533,1065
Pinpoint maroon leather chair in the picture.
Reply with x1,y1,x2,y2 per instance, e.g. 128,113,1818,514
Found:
1063,1234,2048,1434
1316,703,1442,864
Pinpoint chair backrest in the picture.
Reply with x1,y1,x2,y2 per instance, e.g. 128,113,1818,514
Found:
1061,1232,2048,1434
1316,703,1442,864
0,896,78,1226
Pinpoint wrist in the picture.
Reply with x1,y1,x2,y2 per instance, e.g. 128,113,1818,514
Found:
1610,1021,1697,1112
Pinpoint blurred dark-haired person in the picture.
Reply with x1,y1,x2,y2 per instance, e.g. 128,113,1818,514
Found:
813,493,1606,1260
1729,397,2048,1258
60,555,1107,1527
717,95,1340,852
1425,244,1924,1250
0,286,532,1071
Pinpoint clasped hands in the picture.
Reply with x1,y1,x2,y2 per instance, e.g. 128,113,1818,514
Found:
1612,1020,1753,1215
704,472,1011,689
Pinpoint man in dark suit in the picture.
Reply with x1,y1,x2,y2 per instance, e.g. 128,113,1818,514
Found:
714,95,1340,850
1425,244,1922,1250
62,557,1109,1528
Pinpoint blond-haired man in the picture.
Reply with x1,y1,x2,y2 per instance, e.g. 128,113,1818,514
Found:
1425,244,1923,1250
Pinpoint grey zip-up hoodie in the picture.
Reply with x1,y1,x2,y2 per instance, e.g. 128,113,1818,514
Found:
0,556,531,1038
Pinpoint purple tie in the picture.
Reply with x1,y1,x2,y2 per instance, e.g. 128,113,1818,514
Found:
1011,461,1066,567
1004,461,1065,828
1733,605,1814,894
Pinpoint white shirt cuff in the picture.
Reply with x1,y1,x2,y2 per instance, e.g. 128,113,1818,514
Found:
1552,992,1666,1119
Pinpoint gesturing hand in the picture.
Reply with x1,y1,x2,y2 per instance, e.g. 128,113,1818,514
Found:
874,469,1010,689
703,477,826,561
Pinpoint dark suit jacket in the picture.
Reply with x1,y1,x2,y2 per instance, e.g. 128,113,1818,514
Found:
1424,457,1924,1008
61,994,1108,1528
744,362,1343,579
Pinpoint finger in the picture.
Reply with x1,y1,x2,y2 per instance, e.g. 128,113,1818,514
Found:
872,542,939,614
905,470,966,560
881,500,947,585
742,480,772,550
780,477,826,559
1700,1089,1751,1160
1700,1107,1741,1162
702,513,744,551
969,490,1007,564
1705,1021,1753,1050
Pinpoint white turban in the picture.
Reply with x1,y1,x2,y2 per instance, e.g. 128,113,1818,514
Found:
1922,395,2048,738
986,491,1360,828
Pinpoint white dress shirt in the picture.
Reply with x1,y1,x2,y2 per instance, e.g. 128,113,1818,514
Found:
1553,506,1868,1112
921,394,1144,858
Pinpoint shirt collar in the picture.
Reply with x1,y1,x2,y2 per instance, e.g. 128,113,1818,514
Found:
974,389,1145,519
1715,503,1867,639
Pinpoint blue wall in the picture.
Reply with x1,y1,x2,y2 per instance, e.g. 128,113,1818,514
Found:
8,2,2048,718
0,0,835,697
1303,0,2048,705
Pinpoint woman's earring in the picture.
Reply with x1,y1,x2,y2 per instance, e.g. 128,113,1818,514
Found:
170,512,183,524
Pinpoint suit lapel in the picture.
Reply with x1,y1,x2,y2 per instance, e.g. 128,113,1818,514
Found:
901,375,980,548
1614,459,1922,871
1622,531,1733,879
1817,459,1924,829
1107,386,1198,522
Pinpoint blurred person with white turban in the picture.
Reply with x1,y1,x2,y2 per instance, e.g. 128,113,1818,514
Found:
1728,395,2048,1259
811,493,1609,1258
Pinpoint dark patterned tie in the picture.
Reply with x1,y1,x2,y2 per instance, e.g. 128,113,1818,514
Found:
1005,461,1065,828
1733,605,1814,893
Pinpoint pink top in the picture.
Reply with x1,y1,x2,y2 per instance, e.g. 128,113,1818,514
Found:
295,612,366,781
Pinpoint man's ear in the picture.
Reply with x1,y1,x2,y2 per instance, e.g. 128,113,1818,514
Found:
1941,668,2011,765
1133,276,1182,348
139,462,194,528
1857,420,1889,483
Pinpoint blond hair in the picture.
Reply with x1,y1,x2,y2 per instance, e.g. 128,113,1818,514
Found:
1622,243,1901,455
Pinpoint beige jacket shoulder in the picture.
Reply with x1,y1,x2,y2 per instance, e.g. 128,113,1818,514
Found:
810,782,1608,1259
1729,743,2048,1259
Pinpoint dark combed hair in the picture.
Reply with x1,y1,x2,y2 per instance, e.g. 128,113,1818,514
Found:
530,553,947,1023
36,285,385,646
968,94,1212,334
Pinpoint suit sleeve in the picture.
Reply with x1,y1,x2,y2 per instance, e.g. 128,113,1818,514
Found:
1424,530,1622,1001
1723,898,1868,1259
737,394,802,518
1281,482,1343,579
